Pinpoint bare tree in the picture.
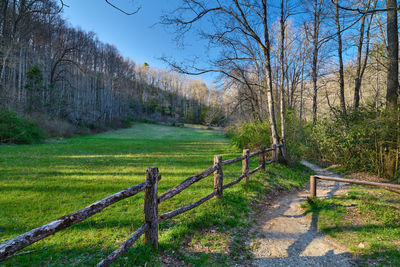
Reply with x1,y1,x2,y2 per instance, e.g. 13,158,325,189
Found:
162,0,286,158
353,0,374,110
303,0,331,125
334,0,346,115
385,0,398,110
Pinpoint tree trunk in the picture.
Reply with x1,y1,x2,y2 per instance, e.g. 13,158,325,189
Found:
386,0,398,110
279,0,288,162
311,0,320,126
335,0,346,115
262,0,280,147
385,0,399,178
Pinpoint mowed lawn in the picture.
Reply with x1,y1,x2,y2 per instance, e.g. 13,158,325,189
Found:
0,123,266,266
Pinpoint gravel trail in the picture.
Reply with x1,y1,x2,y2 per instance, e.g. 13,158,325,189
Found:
248,160,356,267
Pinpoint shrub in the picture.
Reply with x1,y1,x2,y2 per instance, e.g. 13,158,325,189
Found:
284,109,313,161
226,113,309,158
307,106,399,179
0,110,46,144
226,120,271,150
122,118,133,128
27,112,76,138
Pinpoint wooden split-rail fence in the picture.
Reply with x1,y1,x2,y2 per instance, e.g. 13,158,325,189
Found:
310,175,400,197
0,144,282,266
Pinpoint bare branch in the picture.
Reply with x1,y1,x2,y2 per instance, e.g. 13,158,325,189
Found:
105,0,141,15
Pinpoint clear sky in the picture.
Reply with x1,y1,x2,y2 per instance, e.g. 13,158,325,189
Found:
62,0,216,85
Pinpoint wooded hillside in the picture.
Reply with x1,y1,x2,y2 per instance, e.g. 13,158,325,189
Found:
0,0,225,129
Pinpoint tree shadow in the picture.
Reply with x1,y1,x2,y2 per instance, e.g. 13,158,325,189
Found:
251,178,355,266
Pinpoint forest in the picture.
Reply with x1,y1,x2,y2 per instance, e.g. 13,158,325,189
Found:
0,0,399,178
0,0,226,139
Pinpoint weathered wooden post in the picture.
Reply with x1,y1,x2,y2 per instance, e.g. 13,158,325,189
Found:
272,144,278,163
310,176,317,197
242,149,250,182
213,155,223,198
259,145,266,170
144,167,159,249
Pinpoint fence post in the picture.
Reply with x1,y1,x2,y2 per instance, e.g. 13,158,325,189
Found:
310,176,317,197
242,149,250,182
259,145,266,170
272,144,278,163
213,155,223,198
144,167,159,249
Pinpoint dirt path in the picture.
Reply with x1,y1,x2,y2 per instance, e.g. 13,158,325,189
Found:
248,160,356,267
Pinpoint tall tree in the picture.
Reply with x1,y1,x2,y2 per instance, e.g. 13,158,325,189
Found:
353,0,373,110
279,0,288,159
162,0,286,157
385,0,398,110
303,0,329,125
334,0,346,115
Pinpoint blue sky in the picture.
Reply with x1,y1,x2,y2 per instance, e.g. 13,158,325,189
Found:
62,0,216,85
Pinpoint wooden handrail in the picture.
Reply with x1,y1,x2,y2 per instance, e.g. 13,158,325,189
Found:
310,175,400,197
97,223,149,267
158,164,218,203
221,155,246,165
159,191,217,221
0,181,149,261
249,164,264,174
222,174,247,190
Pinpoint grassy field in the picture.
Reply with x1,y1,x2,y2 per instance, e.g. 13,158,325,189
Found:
0,123,311,266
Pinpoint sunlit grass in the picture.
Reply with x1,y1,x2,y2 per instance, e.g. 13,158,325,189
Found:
0,123,310,266
302,188,400,266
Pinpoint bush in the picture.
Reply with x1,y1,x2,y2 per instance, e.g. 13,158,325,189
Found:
226,120,271,150
284,110,313,161
122,118,133,128
27,112,76,138
307,106,399,178
0,110,46,144
225,113,312,163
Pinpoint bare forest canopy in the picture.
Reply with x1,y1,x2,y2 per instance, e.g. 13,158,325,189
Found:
158,0,400,178
161,0,398,125
0,0,226,128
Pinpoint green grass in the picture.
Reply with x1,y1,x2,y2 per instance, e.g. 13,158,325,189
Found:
0,123,311,266
302,188,400,266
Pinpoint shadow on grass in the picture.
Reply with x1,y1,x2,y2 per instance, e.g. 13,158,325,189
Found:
2,242,157,267
303,191,400,266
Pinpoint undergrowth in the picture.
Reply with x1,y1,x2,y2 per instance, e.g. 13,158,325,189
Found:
0,109,45,144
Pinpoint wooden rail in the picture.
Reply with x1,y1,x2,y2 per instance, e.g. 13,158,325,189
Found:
0,144,282,266
310,175,400,197
0,181,150,261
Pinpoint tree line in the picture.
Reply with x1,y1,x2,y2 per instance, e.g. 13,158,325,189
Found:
0,0,225,130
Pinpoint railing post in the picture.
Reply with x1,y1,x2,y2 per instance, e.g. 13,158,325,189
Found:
272,144,278,163
310,176,317,197
213,155,223,198
144,167,159,249
242,149,250,182
259,145,266,170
